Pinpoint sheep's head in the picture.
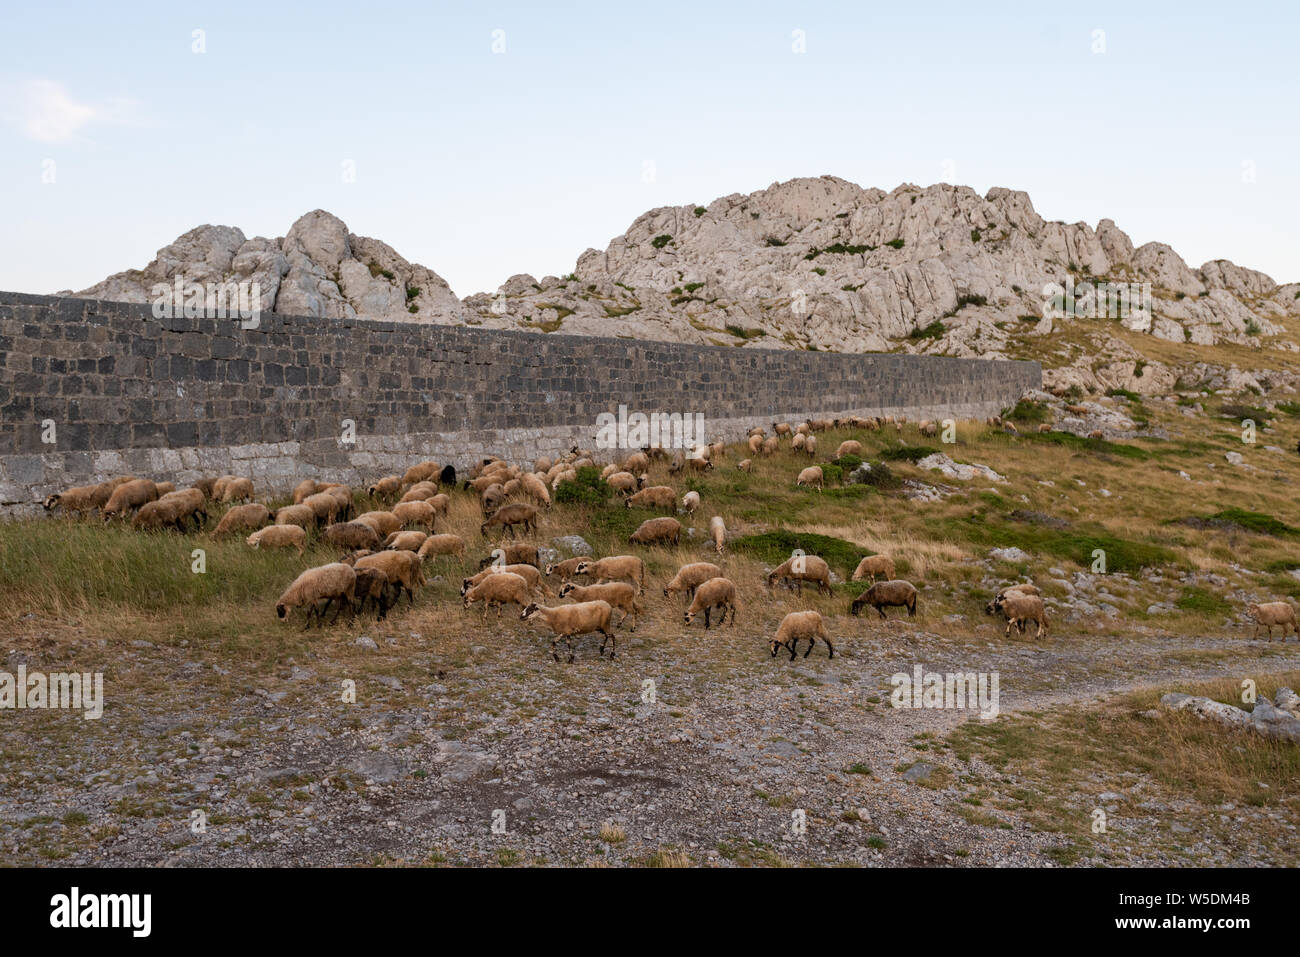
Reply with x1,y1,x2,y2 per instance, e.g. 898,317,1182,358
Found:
275,603,288,620
42,494,60,510
460,578,473,596
984,599,999,616
574,560,593,576
850,597,867,616
683,609,697,625
558,582,575,598
769,637,784,657
520,603,541,621
462,591,475,607
1246,602,1261,618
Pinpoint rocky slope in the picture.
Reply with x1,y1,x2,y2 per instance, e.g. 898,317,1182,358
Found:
67,177,1300,398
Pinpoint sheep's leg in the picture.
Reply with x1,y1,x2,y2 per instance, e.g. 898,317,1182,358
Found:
551,639,561,662
704,606,712,630
803,637,814,657
877,605,887,620
824,635,835,658
788,640,798,661
604,629,616,658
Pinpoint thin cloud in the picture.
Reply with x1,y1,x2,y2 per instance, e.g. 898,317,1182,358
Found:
4,78,143,144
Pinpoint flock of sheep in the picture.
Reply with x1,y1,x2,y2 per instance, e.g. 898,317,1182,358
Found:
40,413,1296,661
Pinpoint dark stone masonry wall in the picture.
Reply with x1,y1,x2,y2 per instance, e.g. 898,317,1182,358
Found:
0,291,1040,516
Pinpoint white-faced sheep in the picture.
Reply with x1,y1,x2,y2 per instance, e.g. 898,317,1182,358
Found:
573,555,646,594
663,561,723,602
275,563,357,628
462,563,551,598
247,524,307,555
521,600,617,662
323,521,381,551
418,534,467,561
1246,601,1298,641
852,554,896,584
796,466,824,491
683,577,737,630
383,530,429,552
851,580,918,618
710,515,726,554
102,478,159,520
629,516,682,547
770,610,833,659
213,502,271,536
355,550,425,607
625,486,676,510
682,490,700,514
559,581,642,629
767,555,832,595
463,571,533,618
987,592,1048,640
480,502,540,539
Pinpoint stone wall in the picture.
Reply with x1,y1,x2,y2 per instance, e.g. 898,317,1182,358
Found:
0,292,1040,516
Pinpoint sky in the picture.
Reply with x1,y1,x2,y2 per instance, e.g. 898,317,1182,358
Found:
1,0,1296,299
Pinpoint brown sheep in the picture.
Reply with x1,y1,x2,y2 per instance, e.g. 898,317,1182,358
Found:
323,521,381,550
275,563,356,628
1246,601,1298,641
771,610,833,659
852,554,896,584
302,491,344,526
573,556,646,593
710,515,726,554
247,524,307,555
836,440,863,458
383,530,429,552
213,502,271,536
219,477,254,503
629,517,682,547
463,571,532,618
367,475,404,500
545,556,589,583
851,580,918,618
683,577,737,630
401,461,441,487
351,567,393,621
480,503,539,539
43,482,113,516
664,562,723,602
292,479,326,504
132,497,192,532
354,510,401,540
399,481,439,504
355,550,425,607
417,533,467,561
737,458,753,473
102,478,159,520
521,600,617,662
559,581,642,629
392,500,436,531
625,485,676,510
274,503,316,530
478,542,539,568
767,554,833,595
796,466,824,491
988,593,1048,640
462,563,551,598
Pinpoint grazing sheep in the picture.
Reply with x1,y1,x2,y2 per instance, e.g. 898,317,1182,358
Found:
761,436,779,456
1087,429,1104,439
153,481,176,497
401,461,441,487
480,502,540,539
791,433,807,453
710,515,726,554
606,471,640,495
292,479,325,503
480,483,507,516
737,458,753,473
852,554,896,584
919,421,939,437
351,567,392,621
520,472,552,509
426,493,451,518
773,422,792,437
803,435,817,457
664,561,723,602
462,563,551,598
157,488,207,530
219,477,254,503
131,497,193,532
463,571,533,619
770,610,833,660
43,482,113,516
573,555,646,593
189,477,218,499
303,491,344,525
417,534,467,561
625,485,676,510
521,600,617,662
850,579,918,618
393,500,436,531
102,478,159,520
383,530,429,552
439,465,457,487
354,510,401,539
545,556,588,584
683,577,737,630
247,524,307,555
339,549,373,566
367,475,404,500
323,484,354,520
213,503,271,536
478,543,539,568
682,490,700,513
748,434,764,455
275,563,357,628
559,581,642,629
836,440,863,458
629,516,682,547
796,466,824,491
1246,601,1298,641
1004,422,1019,434
622,452,650,474
273,503,316,530
323,521,381,551
686,455,713,473
767,554,833,595
399,481,439,504
988,593,1049,640
747,426,766,438
708,441,726,461
355,550,425,607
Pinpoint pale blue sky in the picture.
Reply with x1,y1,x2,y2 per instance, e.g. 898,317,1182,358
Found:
2,0,1295,298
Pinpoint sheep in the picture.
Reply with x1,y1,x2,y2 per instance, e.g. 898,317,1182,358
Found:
219,477,254,503
803,435,817,457
154,481,176,497
809,418,832,432
462,563,551,597
323,521,382,551
351,567,392,621
132,497,193,532
303,491,344,525
393,500,436,531
247,524,307,555
1087,429,1104,440
323,484,354,520
773,422,792,437
988,593,1049,640
401,461,441,487
479,483,507,516
213,503,271,536
622,451,650,473
355,550,425,607
1037,423,1052,434
157,487,207,530
550,468,578,490
462,571,533,618
686,455,713,473
519,472,552,509
418,534,467,561
851,580,918,618
629,516,682,547
737,458,753,473
767,554,833,595
292,479,325,503
384,530,429,552
682,490,700,514
339,549,372,566
439,464,458,487
559,581,642,629
625,486,676,510
273,503,316,530
480,502,540,539
791,433,807,453
190,477,218,498
606,471,640,495
836,440,863,458
367,475,404,499
573,555,646,594
984,585,1042,635
275,563,357,628
748,434,764,455
796,466,824,491
545,556,589,584
852,554,896,584
770,610,834,660
426,493,451,518
465,473,505,495
102,478,159,520
761,436,779,456
710,515,726,554
708,441,726,460
683,577,737,630
43,482,113,516
520,600,617,662
478,543,539,568
663,561,723,602
399,482,439,504
667,451,686,474
1246,601,1298,641
354,510,402,539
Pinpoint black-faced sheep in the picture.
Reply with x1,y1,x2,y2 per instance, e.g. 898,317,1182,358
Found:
43,482,113,516
275,563,357,628
573,556,645,594
770,610,833,659
520,600,616,662
480,503,539,539
767,555,833,596
683,577,737,630
545,556,588,583
559,581,642,630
